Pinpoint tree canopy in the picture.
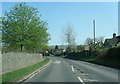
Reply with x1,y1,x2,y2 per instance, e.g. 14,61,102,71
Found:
55,45,59,50
2,3,50,52
85,37,104,50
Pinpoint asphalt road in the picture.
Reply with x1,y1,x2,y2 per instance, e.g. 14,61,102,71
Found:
23,56,120,83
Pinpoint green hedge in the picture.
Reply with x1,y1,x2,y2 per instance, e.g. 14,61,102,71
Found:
65,47,120,69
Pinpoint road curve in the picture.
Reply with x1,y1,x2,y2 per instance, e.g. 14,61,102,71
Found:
23,56,120,83
24,56,80,82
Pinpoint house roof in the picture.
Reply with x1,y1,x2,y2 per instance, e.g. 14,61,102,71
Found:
105,35,120,45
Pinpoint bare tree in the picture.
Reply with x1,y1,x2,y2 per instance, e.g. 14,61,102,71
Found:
62,23,76,51
85,36,105,50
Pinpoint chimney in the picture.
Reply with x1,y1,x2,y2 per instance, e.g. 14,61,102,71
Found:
113,33,116,39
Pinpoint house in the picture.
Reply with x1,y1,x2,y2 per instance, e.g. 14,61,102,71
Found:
104,33,120,47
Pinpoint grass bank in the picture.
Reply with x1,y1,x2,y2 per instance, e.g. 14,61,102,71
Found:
2,57,50,82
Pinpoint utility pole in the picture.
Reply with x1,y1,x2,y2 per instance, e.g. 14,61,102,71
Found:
93,20,96,50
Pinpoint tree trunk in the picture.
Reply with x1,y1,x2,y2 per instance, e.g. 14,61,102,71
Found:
21,44,23,52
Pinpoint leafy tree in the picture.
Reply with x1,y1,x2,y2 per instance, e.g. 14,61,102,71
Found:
85,38,93,46
55,45,59,50
76,45,84,51
2,3,50,52
85,37,105,50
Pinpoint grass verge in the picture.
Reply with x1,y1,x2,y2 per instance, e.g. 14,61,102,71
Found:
2,57,50,82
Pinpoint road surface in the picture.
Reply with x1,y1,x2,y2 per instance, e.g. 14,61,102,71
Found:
23,56,120,83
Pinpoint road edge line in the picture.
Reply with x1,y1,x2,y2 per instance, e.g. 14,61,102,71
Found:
18,59,52,83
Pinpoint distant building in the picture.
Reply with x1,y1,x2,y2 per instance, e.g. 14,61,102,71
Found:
104,33,120,47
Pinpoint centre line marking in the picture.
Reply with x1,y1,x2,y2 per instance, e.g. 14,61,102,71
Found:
71,65,75,72
77,77,85,84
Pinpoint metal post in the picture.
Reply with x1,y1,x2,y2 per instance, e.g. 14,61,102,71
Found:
93,20,96,50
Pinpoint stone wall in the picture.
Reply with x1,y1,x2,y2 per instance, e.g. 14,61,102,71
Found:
2,53,43,74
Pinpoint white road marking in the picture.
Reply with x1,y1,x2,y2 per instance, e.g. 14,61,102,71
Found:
29,74,35,79
57,61,61,63
77,76,85,84
71,65,75,72
18,60,52,83
28,60,53,79
81,74,89,76
84,79,98,82
53,60,61,64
